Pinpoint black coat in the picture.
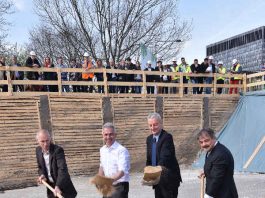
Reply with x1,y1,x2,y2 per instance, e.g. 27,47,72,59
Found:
146,130,182,189
25,57,41,80
36,144,77,198
144,67,155,82
204,142,238,198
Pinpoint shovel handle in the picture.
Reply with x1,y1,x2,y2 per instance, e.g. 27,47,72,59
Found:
200,176,205,198
42,180,64,198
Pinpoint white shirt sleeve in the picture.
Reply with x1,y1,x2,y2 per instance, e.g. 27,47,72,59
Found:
204,194,214,198
118,148,130,174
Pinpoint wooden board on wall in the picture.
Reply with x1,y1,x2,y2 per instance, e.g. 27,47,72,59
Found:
49,96,103,175
111,97,156,171
163,97,203,164
209,97,239,132
0,97,40,190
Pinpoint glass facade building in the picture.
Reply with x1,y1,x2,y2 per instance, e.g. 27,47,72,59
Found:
206,26,265,71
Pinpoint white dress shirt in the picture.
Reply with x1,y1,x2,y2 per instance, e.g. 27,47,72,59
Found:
100,141,130,184
43,151,54,183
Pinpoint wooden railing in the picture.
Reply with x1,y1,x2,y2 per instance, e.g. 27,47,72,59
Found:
0,66,248,97
246,71,265,92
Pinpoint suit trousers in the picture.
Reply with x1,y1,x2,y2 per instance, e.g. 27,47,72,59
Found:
103,182,129,198
154,185,178,198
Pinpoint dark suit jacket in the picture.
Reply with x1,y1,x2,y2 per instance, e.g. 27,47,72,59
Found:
144,67,155,82
204,142,238,198
36,144,77,198
146,130,182,189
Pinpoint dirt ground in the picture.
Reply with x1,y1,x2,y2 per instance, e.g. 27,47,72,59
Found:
1,169,265,198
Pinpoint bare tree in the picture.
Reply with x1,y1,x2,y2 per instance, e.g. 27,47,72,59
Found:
0,0,14,52
31,0,191,62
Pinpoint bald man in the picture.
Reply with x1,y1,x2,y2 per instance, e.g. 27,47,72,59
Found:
36,129,77,198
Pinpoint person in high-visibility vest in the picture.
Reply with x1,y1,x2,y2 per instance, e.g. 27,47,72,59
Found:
170,58,179,94
229,59,242,94
216,61,226,94
82,52,94,93
178,57,191,94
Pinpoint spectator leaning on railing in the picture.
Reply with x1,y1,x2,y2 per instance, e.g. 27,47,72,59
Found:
204,56,216,94
229,59,242,94
216,61,226,94
11,55,24,92
134,61,142,94
81,52,94,93
144,60,155,94
25,51,41,91
43,57,58,92
161,63,172,94
178,57,191,94
190,59,204,94
69,58,81,92
56,56,69,92
0,56,7,92
170,58,179,94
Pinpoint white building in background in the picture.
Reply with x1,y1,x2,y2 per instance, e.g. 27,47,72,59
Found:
206,26,265,72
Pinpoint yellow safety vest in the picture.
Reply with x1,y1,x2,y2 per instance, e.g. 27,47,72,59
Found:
171,66,179,80
231,64,242,80
217,67,226,80
181,64,191,80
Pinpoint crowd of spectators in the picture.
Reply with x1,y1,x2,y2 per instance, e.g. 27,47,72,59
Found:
0,51,247,94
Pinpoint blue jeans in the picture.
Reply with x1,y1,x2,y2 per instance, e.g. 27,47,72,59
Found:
205,77,212,94
191,78,198,94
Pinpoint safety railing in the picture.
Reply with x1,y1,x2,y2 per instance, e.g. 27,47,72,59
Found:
0,66,247,97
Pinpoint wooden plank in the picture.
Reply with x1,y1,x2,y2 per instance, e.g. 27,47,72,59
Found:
243,136,265,169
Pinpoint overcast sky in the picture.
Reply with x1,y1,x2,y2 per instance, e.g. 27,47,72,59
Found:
6,0,265,64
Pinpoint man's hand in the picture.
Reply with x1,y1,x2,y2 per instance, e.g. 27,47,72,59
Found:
198,171,205,179
141,175,160,186
37,175,46,185
54,186,62,197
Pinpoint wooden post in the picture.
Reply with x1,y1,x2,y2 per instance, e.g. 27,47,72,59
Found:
203,97,210,128
103,69,108,96
142,71,147,97
213,73,217,96
57,68,62,96
243,73,247,94
179,73,183,97
6,66,13,96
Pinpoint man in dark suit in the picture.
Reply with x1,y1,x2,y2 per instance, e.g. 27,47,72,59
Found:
146,113,182,198
36,129,77,198
144,61,155,94
198,128,238,198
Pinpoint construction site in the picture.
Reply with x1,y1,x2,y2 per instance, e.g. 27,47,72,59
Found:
0,66,265,197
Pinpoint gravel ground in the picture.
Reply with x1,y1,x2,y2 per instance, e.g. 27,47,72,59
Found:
1,169,265,198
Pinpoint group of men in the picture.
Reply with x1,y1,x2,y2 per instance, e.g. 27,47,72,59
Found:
36,112,238,198
1,51,243,95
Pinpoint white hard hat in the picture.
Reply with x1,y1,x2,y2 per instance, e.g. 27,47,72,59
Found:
172,58,177,62
147,60,152,64
208,55,214,60
232,59,237,64
30,51,36,56
83,52,89,57
218,61,223,65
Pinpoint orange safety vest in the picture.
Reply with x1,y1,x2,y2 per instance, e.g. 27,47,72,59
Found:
82,61,94,79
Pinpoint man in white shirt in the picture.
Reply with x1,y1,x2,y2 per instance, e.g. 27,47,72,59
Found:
98,122,130,198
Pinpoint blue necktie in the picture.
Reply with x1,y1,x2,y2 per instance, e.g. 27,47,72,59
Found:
152,137,157,166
